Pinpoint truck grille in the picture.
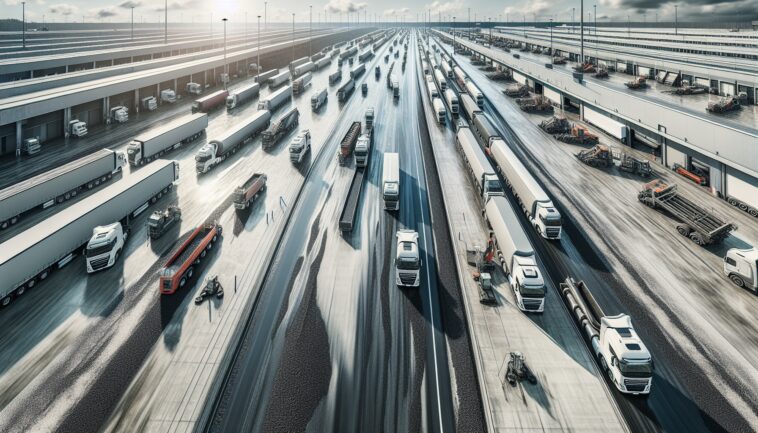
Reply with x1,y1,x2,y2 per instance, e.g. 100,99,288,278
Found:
623,379,649,392
89,256,110,271
545,228,561,238
399,272,417,286
522,298,543,311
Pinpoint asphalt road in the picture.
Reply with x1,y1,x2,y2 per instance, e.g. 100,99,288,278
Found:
204,32,477,433
438,37,758,433
0,31,369,433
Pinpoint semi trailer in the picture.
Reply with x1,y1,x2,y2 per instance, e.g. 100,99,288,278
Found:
257,85,292,112
395,230,421,287
465,81,484,107
289,57,310,73
255,69,278,85
337,79,356,102
444,89,459,116
456,127,504,204
293,61,315,77
195,110,271,173
329,69,342,85
338,121,362,165
472,112,500,147
127,113,208,166
226,82,260,110
338,165,367,233
460,93,483,121
354,129,372,168
0,160,179,307
289,130,312,164
268,70,291,88
233,173,267,210
159,222,222,294
350,64,366,78
637,180,734,245
432,97,446,124
490,138,563,239
0,149,126,230
311,88,328,111
485,196,546,312
358,50,373,62
192,90,229,113
315,57,332,69
262,107,299,149
561,277,653,394
382,152,400,211
434,70,447,92
292,72,313,95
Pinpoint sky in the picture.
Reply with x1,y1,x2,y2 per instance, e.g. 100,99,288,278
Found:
3,0,757,24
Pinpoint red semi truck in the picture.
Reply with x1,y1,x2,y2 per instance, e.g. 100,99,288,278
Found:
159,222,222,294
192,90,229,113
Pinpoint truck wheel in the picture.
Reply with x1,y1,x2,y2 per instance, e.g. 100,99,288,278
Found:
151,196,157,204
187,267,194,278
157,192,163,199
16,285,26,296
200,250,207,258
39,269,49,280
1,295,11,307
71,190,78,198
689,233,704,246
749,208,758,218
179,276,187,288
1,220,8,229
10,216,18,225
729,274,745,288
676,225,691,237
212,234,218,243
87,182,94,189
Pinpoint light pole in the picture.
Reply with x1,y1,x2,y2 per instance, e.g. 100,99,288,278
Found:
131,7,134,41
453,16,456,52
222,18,227,89
627,15,630,36
594,4,597,35
21,2,26,49
257,15,261,75
572,7,575,33
264,2,268,31
674,4,678,35
549,18,553,54
488,17,491,44
291,13,295,62
164,0,167,44
309,5,312,57
580,0,584,67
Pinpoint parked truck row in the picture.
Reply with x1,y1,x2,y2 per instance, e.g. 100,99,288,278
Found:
196,110,271,173
262,107,300,149
128,113,208,166
1,160,180,306
0,149,126,230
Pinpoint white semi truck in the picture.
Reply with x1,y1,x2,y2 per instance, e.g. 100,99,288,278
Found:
0,149,126,230
382,152,400,211
268,70,291,88
195,110,271,173
485,196,546,312
0,160,179,307
434,69,447,92
289,130,311,164
226,82,260,110
258,85,292,112
432,97,446,124
724,247,758,292
396,229,421,287
311,88,328,111
465,81,484,108
444,89,459,116
293,61,315,77
68,120,88,137
292,72,312,95
127,113,208,166
455,127,504,204
489,138,562,240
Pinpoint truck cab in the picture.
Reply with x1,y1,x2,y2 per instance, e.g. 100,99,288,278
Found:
724,247,758,292
142,96,158,111
510,256,545,312
396,230,421,287
599,315,653,395
161,89,177,103
365,107,374,129
481,173,504,200
186,82,203,95
354,134,371,167
289,130,311,164
110,106,129,123
382,153,400,211
85,222,127,273
68,120,88,137
21,137,41,155
393,81,400,99
194,143,217,173
535,205,562,239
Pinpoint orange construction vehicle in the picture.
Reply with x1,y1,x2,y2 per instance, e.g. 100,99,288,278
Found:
576,144,613,167
556,125,599,145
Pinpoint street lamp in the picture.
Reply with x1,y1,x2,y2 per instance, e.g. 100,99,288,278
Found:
309,5,312,57
580,0,584,67
222,18,227,89
131,7,134,41
292,13,295,62
453,16,456,52
264,2,268,31
257,15,261,75
594,4,597,35
21,2,26,49
674,4,678,35
164,0,167,44
549,18,553,54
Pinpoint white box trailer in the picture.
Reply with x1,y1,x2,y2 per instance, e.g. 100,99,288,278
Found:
127,113,208,166
382,152,400,211
432,97,446,124
0,160,179,307
460,93,482,121
293,72,313,94
583,105,628,141
293,61,315,77
226,82,261,110
434,69,447,92
315,57,332,69
258,85,292,112
489,138,562,239
484,196,545,312
289,57,310,73
465,81,484,108
255,69,278,85
0,149,126,229
444,88,459,115
440,61,453,78
269,71,291,88
456,127,503,202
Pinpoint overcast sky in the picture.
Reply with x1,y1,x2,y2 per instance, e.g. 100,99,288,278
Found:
3,0,757,24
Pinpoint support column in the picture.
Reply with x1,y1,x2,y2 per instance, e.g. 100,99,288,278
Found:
156,83,161,105
103,97,110,123
64,107,71,138
65,64,69,73
173,78,178,93
15,121,22,157
134,89,140,114
204,70,208,87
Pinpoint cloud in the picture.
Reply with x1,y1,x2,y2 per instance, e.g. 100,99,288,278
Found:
598,0,758,20
424,0,464,15
503,0,551,17
383,7,410,16
96,7,118,18
326,0,367,14
153,0,202,12
119,0,142,8
48,3,77,15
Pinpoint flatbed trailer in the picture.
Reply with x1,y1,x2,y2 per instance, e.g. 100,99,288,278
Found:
339,168,367,233
638,180,735,245
159,222,222,294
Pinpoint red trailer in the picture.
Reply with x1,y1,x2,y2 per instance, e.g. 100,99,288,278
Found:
159,222,222,294
337,121,361,165
192,90,229,113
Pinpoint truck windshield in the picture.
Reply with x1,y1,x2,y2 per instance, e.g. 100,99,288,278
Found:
620,359,653,378
486,180,503,193
539,213,562,226
86,239,115,257
520,284,545,297
397,258,420,270
195,154,211,163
